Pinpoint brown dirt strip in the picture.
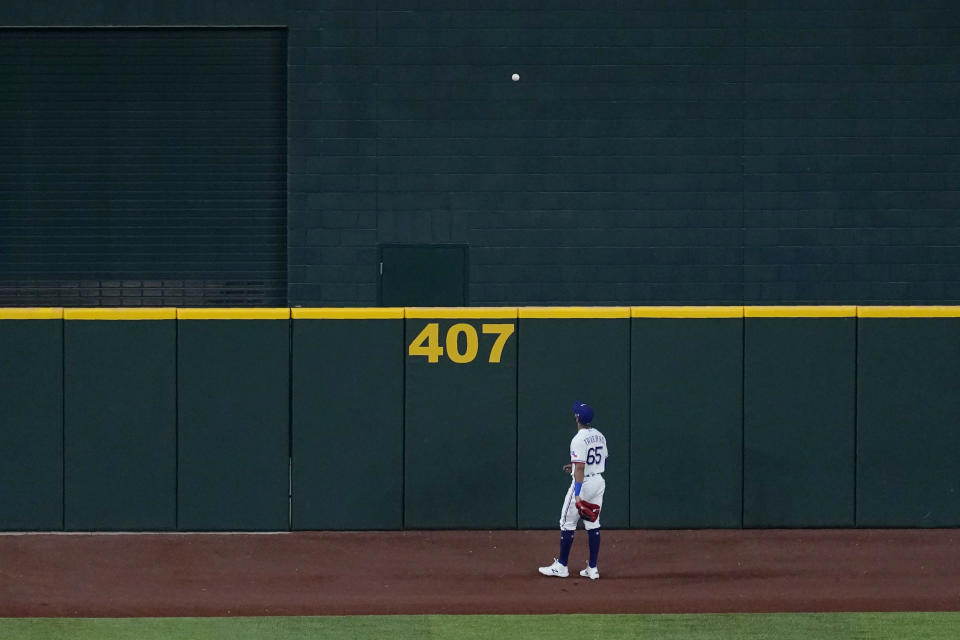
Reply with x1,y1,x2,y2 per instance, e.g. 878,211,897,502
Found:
1,529,959,617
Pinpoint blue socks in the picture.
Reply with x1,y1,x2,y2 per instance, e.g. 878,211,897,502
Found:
558,530,575,566
558,528,600,568
587,528,600,568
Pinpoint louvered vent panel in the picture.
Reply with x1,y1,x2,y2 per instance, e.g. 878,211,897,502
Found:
0,28,286,306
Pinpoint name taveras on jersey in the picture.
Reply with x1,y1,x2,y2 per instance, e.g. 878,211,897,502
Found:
582,434,605,446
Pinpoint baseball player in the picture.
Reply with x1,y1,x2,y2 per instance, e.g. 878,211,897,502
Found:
539,401,607,579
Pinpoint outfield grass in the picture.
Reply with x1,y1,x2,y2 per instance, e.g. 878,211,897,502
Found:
2,612,959,639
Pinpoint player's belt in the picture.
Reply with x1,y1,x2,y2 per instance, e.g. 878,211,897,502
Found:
584,473,602,478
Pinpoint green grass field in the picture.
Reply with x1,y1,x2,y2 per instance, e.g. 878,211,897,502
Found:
2,613,959,640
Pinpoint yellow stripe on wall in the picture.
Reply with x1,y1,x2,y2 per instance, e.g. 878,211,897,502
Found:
858,306,960,318
9,306,960,320
64,308,176,320
631,306,743,318
177,308,290,320
519,306,629,319
0,308,63,319
745,306,856,318
293,307,404,319
405,307,518,319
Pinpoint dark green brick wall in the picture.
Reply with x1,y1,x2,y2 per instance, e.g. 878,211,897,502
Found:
4,3,960,306
742,8,960,303
295,1,960,305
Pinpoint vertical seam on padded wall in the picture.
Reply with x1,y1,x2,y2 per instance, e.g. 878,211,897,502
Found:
514,318,520,529
627,316,632,528
174,317,179,531
401,316,407,530
740,316,747,529
61,317,65,531
288,316,293,531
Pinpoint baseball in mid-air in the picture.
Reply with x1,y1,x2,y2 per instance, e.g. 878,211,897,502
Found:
511,73,520,81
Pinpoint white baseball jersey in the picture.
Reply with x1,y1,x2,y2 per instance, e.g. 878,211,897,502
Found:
569,427,608,475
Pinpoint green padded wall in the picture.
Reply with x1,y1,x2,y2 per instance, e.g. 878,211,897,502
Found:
0,314,63,530
64,313,176,530
517,312,629,529
292,311,404,530
404,311,517,528
857,316,960,527
631,312,743,528
178,313,290,530
743,314,856,527
15,304,960,533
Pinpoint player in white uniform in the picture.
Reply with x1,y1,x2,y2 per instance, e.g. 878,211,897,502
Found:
539,402,607,580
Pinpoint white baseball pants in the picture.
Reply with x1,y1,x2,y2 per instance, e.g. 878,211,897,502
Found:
558,474,605,531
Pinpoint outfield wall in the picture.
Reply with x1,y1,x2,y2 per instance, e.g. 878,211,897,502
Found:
1,306,958,531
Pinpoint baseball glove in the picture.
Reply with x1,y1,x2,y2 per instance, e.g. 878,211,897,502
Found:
577,499,601,522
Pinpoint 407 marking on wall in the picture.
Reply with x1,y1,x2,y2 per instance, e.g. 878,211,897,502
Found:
408,323,515,364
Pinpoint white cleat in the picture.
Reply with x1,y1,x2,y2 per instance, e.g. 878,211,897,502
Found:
538,559,569,578
580,565,600,580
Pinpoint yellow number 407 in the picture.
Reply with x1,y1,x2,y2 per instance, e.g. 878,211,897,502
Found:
408,323,515,364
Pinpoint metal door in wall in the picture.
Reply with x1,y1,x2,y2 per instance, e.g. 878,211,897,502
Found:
379,244,467,307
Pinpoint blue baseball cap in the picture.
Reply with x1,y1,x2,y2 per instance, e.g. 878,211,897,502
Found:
572,402,594,424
